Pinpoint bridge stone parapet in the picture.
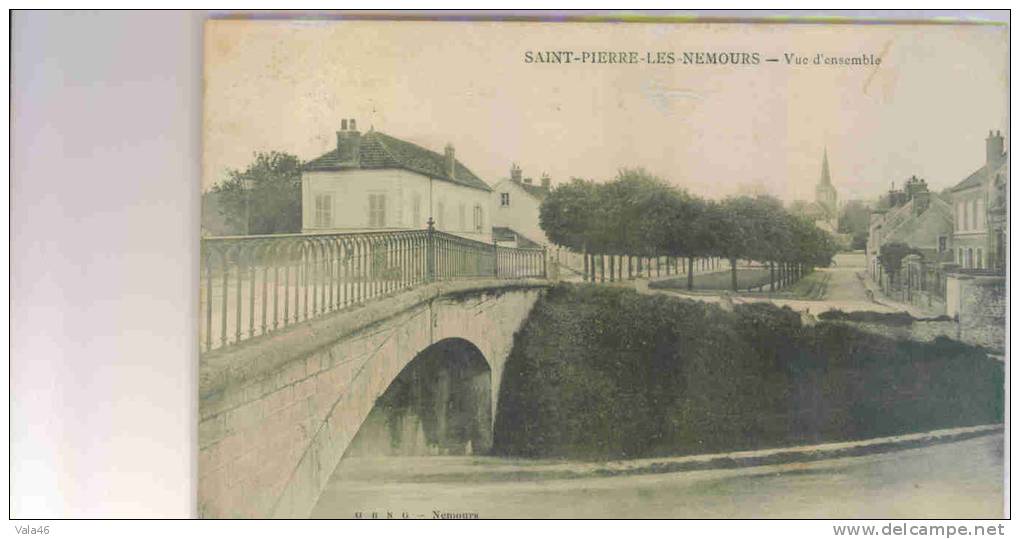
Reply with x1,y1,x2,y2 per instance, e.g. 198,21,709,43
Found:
198,278,549,518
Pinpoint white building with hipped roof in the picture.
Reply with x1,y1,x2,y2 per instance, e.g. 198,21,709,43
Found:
301,118,493,243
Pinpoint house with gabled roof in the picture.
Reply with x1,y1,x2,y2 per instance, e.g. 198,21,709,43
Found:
490,163,552,248
301,119,492,242
866,175,953,289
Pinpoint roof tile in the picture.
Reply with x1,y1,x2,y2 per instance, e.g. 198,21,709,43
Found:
303,131,491,192
952,153,1007,192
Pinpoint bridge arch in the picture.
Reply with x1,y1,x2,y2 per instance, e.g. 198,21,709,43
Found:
344,337,493,458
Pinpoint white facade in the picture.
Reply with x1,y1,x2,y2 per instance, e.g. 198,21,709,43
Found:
302,168,492,243
948,131,1006,270
490,178,550,246
950,183,992,269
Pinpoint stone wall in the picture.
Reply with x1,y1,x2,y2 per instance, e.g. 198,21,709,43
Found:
951,273,1006,352
198,280,546,518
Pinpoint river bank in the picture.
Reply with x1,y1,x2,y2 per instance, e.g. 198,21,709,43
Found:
312,429,1004,519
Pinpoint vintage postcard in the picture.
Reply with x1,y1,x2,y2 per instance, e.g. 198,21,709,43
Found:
199,14,1007,519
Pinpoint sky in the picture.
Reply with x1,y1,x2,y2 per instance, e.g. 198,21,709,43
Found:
203,19,1008,204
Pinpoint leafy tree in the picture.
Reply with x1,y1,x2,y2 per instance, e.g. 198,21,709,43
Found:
785,214,834,281
611,168,692,256
878,242,920,285
672,195,710,290
539,178,600,253
211,151,302,235
715,197,758,291
743,196,788,261
734,195,790,291
838,200,871,250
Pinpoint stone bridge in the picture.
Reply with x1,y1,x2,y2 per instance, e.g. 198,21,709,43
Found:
198,278,549,518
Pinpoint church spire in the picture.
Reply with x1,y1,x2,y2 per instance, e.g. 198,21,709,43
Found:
815,147,837,219
820,147,832,186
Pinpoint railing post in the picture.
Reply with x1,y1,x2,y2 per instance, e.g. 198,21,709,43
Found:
493,238,499,277
426,218,436,283
542,246,548,279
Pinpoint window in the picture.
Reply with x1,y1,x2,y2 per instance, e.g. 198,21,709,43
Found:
976,198,986,231
500,192,510,207
412,193,422,227
473,205,484,233
314,193,333,228
960,201,968,231
970,199,978,230
458,203,466,231
368,194,386,228
976,248,984,269
937,236,947,253
966,248,973,269
958,248,964,265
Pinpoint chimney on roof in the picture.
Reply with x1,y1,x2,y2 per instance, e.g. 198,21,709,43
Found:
540,173,551,190
444,143,456,180
336,118,362,166
904,176,931,215
510,163,522,183
913,190,930,216
987,129,1004,166
904,175,928,199
888,181,907,208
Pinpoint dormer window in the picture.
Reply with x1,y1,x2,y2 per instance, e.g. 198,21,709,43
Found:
500,193,510,207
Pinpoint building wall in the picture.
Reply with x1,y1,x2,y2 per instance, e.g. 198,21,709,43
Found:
491,179,550,246
886,206,951,251
302,168,491,243
950,184,992,269
431,177,491,242
945,272,1006,352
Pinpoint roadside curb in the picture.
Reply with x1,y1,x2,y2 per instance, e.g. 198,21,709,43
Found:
371,425,1003,485
390,424,1004,484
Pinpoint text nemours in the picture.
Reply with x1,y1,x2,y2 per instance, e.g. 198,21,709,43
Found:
355,510,480,519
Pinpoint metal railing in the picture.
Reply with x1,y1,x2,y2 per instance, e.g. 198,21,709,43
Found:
200,222,546,352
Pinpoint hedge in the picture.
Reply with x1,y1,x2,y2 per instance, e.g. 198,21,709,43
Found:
492,284,1003,460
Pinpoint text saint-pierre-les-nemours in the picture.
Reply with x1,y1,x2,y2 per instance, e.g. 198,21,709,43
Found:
523,50,883,66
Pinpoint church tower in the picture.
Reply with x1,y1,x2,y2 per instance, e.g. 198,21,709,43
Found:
815,148,838,220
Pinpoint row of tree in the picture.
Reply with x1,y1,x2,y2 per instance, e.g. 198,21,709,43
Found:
539,168,839,291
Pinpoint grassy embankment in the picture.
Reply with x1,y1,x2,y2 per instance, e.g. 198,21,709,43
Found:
648,267,830,299
492,284,1003,460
